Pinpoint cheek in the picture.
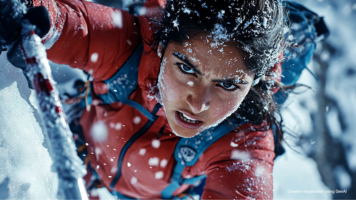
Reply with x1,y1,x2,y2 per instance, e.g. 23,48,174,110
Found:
210,92,246,122
159,64,186,104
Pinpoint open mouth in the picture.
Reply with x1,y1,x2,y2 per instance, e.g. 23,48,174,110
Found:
175,111,203,129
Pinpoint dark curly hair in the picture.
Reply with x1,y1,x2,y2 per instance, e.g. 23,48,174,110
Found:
146,0,287,151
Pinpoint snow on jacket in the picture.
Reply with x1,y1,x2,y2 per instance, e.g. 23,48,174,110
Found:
31,0,277,199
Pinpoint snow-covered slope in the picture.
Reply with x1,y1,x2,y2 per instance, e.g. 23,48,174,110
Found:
0,53,57,199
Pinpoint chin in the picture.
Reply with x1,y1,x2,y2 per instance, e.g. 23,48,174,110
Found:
170,125,205,138
175,131,195,138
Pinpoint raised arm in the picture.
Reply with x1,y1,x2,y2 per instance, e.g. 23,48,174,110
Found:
201,128,276,199
31,0,141,82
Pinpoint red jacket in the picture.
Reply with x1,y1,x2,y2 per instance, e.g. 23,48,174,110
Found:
34,0,277,199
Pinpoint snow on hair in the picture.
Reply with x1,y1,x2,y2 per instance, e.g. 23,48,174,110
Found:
151,0,286,81
148,0,287,148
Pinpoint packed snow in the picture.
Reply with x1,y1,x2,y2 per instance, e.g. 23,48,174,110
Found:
0,52,58,199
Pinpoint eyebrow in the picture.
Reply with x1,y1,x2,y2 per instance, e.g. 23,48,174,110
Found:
212,78,249,85
172,52,249,85
172,52,203,75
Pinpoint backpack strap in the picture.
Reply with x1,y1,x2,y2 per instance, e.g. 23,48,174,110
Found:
110,103,162,191
96,43,158,121
161,118,246,199
85,42,164,196
274,1,329,105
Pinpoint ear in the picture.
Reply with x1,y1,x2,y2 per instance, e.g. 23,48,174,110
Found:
157,43,163,58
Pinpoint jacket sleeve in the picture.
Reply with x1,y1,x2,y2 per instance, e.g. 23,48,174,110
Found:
32,0,141,86
201,128,275,200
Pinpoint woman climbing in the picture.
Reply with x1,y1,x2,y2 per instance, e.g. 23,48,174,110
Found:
0,0,328,199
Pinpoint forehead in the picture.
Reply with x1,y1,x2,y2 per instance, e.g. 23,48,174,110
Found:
166,38,254,80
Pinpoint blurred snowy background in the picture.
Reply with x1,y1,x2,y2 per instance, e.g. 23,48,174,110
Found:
0,0,355,199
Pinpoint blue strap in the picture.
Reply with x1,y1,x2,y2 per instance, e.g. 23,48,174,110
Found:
121,98,158,121
97,43,157,121
161,163,184,198
281,42,316,86
112,191,137,200
110,103,162,190
273,1,327,105
161,118,245,199
182,175,207,185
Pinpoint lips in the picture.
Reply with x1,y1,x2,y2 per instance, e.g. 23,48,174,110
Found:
175,111,203,129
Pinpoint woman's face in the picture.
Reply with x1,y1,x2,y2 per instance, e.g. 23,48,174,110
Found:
158,39,255,138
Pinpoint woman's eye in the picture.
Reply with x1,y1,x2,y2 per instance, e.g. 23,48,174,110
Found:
218,82,238,91
176,63,195,74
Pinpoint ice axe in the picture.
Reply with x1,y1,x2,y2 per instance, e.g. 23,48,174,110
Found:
8,6,88,200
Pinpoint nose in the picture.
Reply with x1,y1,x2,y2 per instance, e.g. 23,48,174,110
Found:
186,87,211,114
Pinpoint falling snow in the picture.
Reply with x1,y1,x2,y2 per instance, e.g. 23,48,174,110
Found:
187,81,194,86
130,177,137,185
91,53,98,63
91,121,108,142
111,10,122,29
139,148,146,156
155,171,164,179
151,139,160,149
133,116,141,124
148,157,159,166
160,159,168,168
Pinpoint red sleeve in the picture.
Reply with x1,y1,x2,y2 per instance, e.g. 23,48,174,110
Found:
32,0,141,84
201,128,275,200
